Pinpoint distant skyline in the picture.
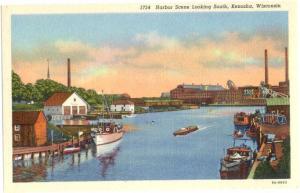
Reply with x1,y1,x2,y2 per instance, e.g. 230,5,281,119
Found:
12,12,288,97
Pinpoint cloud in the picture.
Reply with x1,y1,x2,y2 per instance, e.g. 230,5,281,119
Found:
12,30,287,97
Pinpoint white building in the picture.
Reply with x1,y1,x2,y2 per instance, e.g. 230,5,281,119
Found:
110,99,134,114
44,92,89,121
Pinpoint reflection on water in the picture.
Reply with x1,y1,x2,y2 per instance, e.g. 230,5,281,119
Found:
13,107,265,182
13,140,122,182
94,140,121,177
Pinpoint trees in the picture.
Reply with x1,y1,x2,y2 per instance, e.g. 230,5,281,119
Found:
12,71,25,101
254,137,290,179
276,137,290,178
254,161,277,179
12,71,121,108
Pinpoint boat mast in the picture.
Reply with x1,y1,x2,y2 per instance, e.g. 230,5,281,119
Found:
101,90,113,122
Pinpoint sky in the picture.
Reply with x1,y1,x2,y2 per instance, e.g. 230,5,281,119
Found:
12,12,288,97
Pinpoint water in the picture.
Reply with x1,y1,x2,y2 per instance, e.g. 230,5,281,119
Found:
13,106,264,182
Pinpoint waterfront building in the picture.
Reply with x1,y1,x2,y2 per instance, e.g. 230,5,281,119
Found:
266,98,290,122
160,92,170,98
13,111,47,147
110,99,135,113
43,92,89,120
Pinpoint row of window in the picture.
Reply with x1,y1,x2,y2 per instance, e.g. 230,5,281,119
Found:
63,106,86,115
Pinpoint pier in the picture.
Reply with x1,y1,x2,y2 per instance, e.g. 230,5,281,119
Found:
13,135,92,161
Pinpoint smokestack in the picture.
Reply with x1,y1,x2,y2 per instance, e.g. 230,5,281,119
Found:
264,49,269,85
67,58,71,87
285,47,288,82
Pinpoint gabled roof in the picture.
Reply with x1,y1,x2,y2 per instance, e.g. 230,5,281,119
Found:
112,99,134,105
13,111,44,125
44,92,72,106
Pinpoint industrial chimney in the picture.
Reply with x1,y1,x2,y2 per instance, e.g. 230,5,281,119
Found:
67,58,71,87
264,49,269,86
285,47,288,82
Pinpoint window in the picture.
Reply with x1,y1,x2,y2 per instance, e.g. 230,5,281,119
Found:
14,125,21,132
74,98,76,102
64,106,71,115
79,106,86,114
14,134,21,141
72,106,78,115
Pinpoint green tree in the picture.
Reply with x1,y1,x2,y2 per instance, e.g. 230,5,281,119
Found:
35,79,67,101
254,161,277,179
12,71,25,101
277,137,290,178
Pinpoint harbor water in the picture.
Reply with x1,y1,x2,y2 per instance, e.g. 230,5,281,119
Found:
13,106,264,182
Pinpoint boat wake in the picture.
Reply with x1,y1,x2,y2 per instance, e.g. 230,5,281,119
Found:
197,125,214,131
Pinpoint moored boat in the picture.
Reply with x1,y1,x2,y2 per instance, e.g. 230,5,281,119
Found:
233,130,244,138
63,146,81,154
91,90,124,145
219,145,253,179
234,112,250,126
91,123,123,145
173,125,199,136
246,124,259,138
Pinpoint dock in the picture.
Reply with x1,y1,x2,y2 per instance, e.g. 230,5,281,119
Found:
13,135,92,160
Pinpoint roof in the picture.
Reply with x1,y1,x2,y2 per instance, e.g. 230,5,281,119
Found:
44,92,72,106
266,97,290,106
112,99,134,105
13,111,44,125
180,84,225,91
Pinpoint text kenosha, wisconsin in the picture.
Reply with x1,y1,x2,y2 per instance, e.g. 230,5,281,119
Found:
140,3,281,10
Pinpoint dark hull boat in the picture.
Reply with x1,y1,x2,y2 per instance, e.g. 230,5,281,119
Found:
220,146,253,179
173,125,199,136
234,112,250,126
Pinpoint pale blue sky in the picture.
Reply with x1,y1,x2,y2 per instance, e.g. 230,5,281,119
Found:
12,12,288,50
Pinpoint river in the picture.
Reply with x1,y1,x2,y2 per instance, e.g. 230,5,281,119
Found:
13,106,265,182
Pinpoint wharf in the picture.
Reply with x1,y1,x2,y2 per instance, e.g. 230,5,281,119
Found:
13,136,92,160
247,123,288,179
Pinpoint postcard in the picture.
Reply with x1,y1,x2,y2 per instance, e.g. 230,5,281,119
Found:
1,0,299,192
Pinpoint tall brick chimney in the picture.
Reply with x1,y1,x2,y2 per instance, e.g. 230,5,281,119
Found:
67,58,71,87
285,47,288,82
264,49,269,85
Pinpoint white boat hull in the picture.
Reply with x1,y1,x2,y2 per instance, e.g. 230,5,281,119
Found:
92,131,123,145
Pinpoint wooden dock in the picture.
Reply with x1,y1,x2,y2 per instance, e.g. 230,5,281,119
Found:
13,136,92,160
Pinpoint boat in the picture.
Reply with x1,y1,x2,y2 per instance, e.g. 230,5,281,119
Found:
91,91,124,145
91,123,123,145
63,146,81,154
233,130,244,138
173,125,199,136
219,145,253,179
234,112,250,126
246,124,258,138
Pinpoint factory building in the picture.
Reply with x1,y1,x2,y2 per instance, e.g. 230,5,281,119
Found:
170,48,289,105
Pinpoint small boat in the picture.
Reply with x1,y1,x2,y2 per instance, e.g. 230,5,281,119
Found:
91,122,123,145
173,125,199,136
63,146,81,154
234,112,250,126
246,124,258,138
91,90,124,145
233,130,244,138
219,145,253,179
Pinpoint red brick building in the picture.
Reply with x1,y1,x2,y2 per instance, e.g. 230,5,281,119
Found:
170,84,265,105
13,111,47,147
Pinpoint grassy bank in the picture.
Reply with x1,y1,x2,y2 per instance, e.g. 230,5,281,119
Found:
12,103,44,111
